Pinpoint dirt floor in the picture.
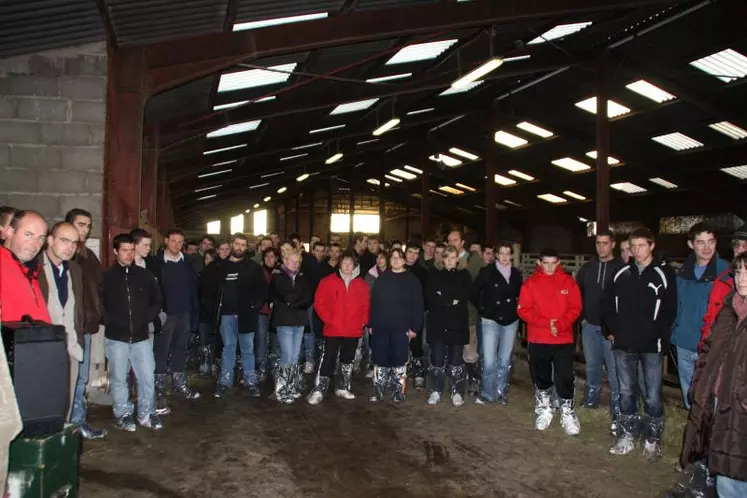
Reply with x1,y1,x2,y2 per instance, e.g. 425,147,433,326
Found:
79,363,684,498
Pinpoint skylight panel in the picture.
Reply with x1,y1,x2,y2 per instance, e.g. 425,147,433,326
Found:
456,183,476,192
357,139,379,146
709,121,747,140
527,22,592,45
212,160,237,167
507,170,535,181
330,99,379,115
249,182,270,189
439,80,483,96
264,196,272,202
366,73,412,84
516,121,553,138
720,165,747,180
438,186,465,195
494,131,528,148
213,96,276,111
309,124,346,134
563,190,587,200
384,174,403,183
206,120,261,138
575,97,631,118
197,194,216,201
585,150,621,165
198,169,232,179
407,108,435,116
387,39,459,65
503,55,531,62
404,165,423,174
296,173,309,182
429,189,448,198
280,153,308,161
277,187,287,194
494,174,517,186
260,171,284,179
204,144,247,155
390,168,417,180
552,157,591,172
233,12,328,31
385,143,405,153
651,132,704,151
611,182,647,194
217,63,297,93
649,177,678,189
537,193,567,204
625,80,676,103
448,147,479,161
504,200,522,207
429,154,462,167
690,48,747,83
195,184,222,193
292,142,323,150
367,178,391,187
578,217,589,223
325,153,343,165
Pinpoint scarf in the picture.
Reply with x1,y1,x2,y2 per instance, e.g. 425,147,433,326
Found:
42,254,83,362
281,264,299,281
496,261,512,283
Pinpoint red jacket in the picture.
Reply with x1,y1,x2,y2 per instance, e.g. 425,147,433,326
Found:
0,246,51,323
314,271,370,338
699,268,733,352
517,266,581,345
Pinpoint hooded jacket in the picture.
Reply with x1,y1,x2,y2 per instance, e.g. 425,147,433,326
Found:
314,268,370,338
601,256,677,354
517,266,581,345
680,292,747,481
699,268,734,351
576,257,624,326
0,246,51,323
671,252,730,352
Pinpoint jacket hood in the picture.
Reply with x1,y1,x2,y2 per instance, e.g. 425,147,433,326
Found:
336,265,361,280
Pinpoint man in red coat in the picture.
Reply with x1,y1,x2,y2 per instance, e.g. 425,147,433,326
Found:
307,250,370,405
518,247,582,436
1,210,50,323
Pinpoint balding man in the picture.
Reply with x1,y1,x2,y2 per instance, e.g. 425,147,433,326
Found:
1,210,50,322
38,223,107,440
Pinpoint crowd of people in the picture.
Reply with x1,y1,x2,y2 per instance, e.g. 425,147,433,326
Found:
1,204,746,497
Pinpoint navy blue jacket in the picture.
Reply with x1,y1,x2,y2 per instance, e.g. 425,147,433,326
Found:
149,255,199,331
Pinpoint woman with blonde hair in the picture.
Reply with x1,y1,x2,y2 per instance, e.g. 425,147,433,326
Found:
270,250,312,403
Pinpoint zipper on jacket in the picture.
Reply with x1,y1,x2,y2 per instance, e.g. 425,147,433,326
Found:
124,266,134,343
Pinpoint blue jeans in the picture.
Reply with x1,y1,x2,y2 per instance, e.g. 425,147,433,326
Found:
303,307,316,363
476,315,484,364
614,350,663,419
105,338,155,420
70,334,91,424
582,322,619,411
716,475,747,498
256,314,271,372
677,346,698,409
480,318,518,401
277,326,305,367
219,315,258,387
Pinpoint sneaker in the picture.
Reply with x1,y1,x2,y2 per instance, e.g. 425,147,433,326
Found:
609,435,635,456
335,389,355,400
308,390,324,405
138,414,163,430
451,393,465,407
155,404,171,416
643,440,662,462
427,391,441,405
304,361,315,375
245,384,261,398
115,414,136,432
78,423,107,440
214,384,230,398
535,410,553,431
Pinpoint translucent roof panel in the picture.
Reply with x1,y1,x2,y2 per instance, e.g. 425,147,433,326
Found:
552,157,591,172
217,63,298,93
386,39,459,65
494,131,528,148
690,48,747,83
537,193,567,204
651,132,704,151
527,22,592,45
575,97,631,118
233,13,329,31
649,177,678,189
708,121,747,140
330,98,379,115
625,80,676,103
611,182,647,194
439,80,483,96
720,165,747,180
206,120,262,138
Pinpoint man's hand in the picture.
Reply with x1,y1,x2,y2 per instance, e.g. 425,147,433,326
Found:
406,329,417,340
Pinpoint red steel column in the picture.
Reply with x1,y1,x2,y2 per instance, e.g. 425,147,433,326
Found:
485,107,498,245
141,126,159,231
596,53,611,232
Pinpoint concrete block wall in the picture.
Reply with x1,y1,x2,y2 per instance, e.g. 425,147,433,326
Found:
0,43,106,237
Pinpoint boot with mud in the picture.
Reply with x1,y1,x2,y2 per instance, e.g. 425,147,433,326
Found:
533,388,553,431
154,373,171,416
172,372,200,400
307,376,330,405
609,413,638,456
426,365,445,405
559,399,581,436
369,366,388,403
391,365,407,403
448,364,466,407
335,363,356,400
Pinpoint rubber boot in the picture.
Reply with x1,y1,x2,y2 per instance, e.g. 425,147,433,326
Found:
172,372,200,400
335,363,355,400
642,414,664,462
583,384,602,409
560,399,581,436
426,365,445,405
609,413,637,455
533,388,553,430
199,346,211,376
154,373,171,416
447,365,466,407
465,362,479,395
412,358,426,391
274,365,294,404
307,376,330,405
391,366,407,403
369,366,387,403
290,364,304,399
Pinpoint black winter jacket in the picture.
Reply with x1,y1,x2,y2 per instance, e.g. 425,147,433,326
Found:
203,257,268,333
100,264,162,343
426,268,472,345
471,264,523,326
576,257,624,326
602,257,677,354
270,269,313,327
369,270,424,333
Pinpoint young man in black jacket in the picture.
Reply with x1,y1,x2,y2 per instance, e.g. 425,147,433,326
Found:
207,234,268,398
576,230,624,412
405,242,430,390
100,234,163,432
603,228,676,461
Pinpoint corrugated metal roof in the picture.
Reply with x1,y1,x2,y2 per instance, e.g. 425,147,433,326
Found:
355,0,438,11
0,0,105,58
235,0,344,23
